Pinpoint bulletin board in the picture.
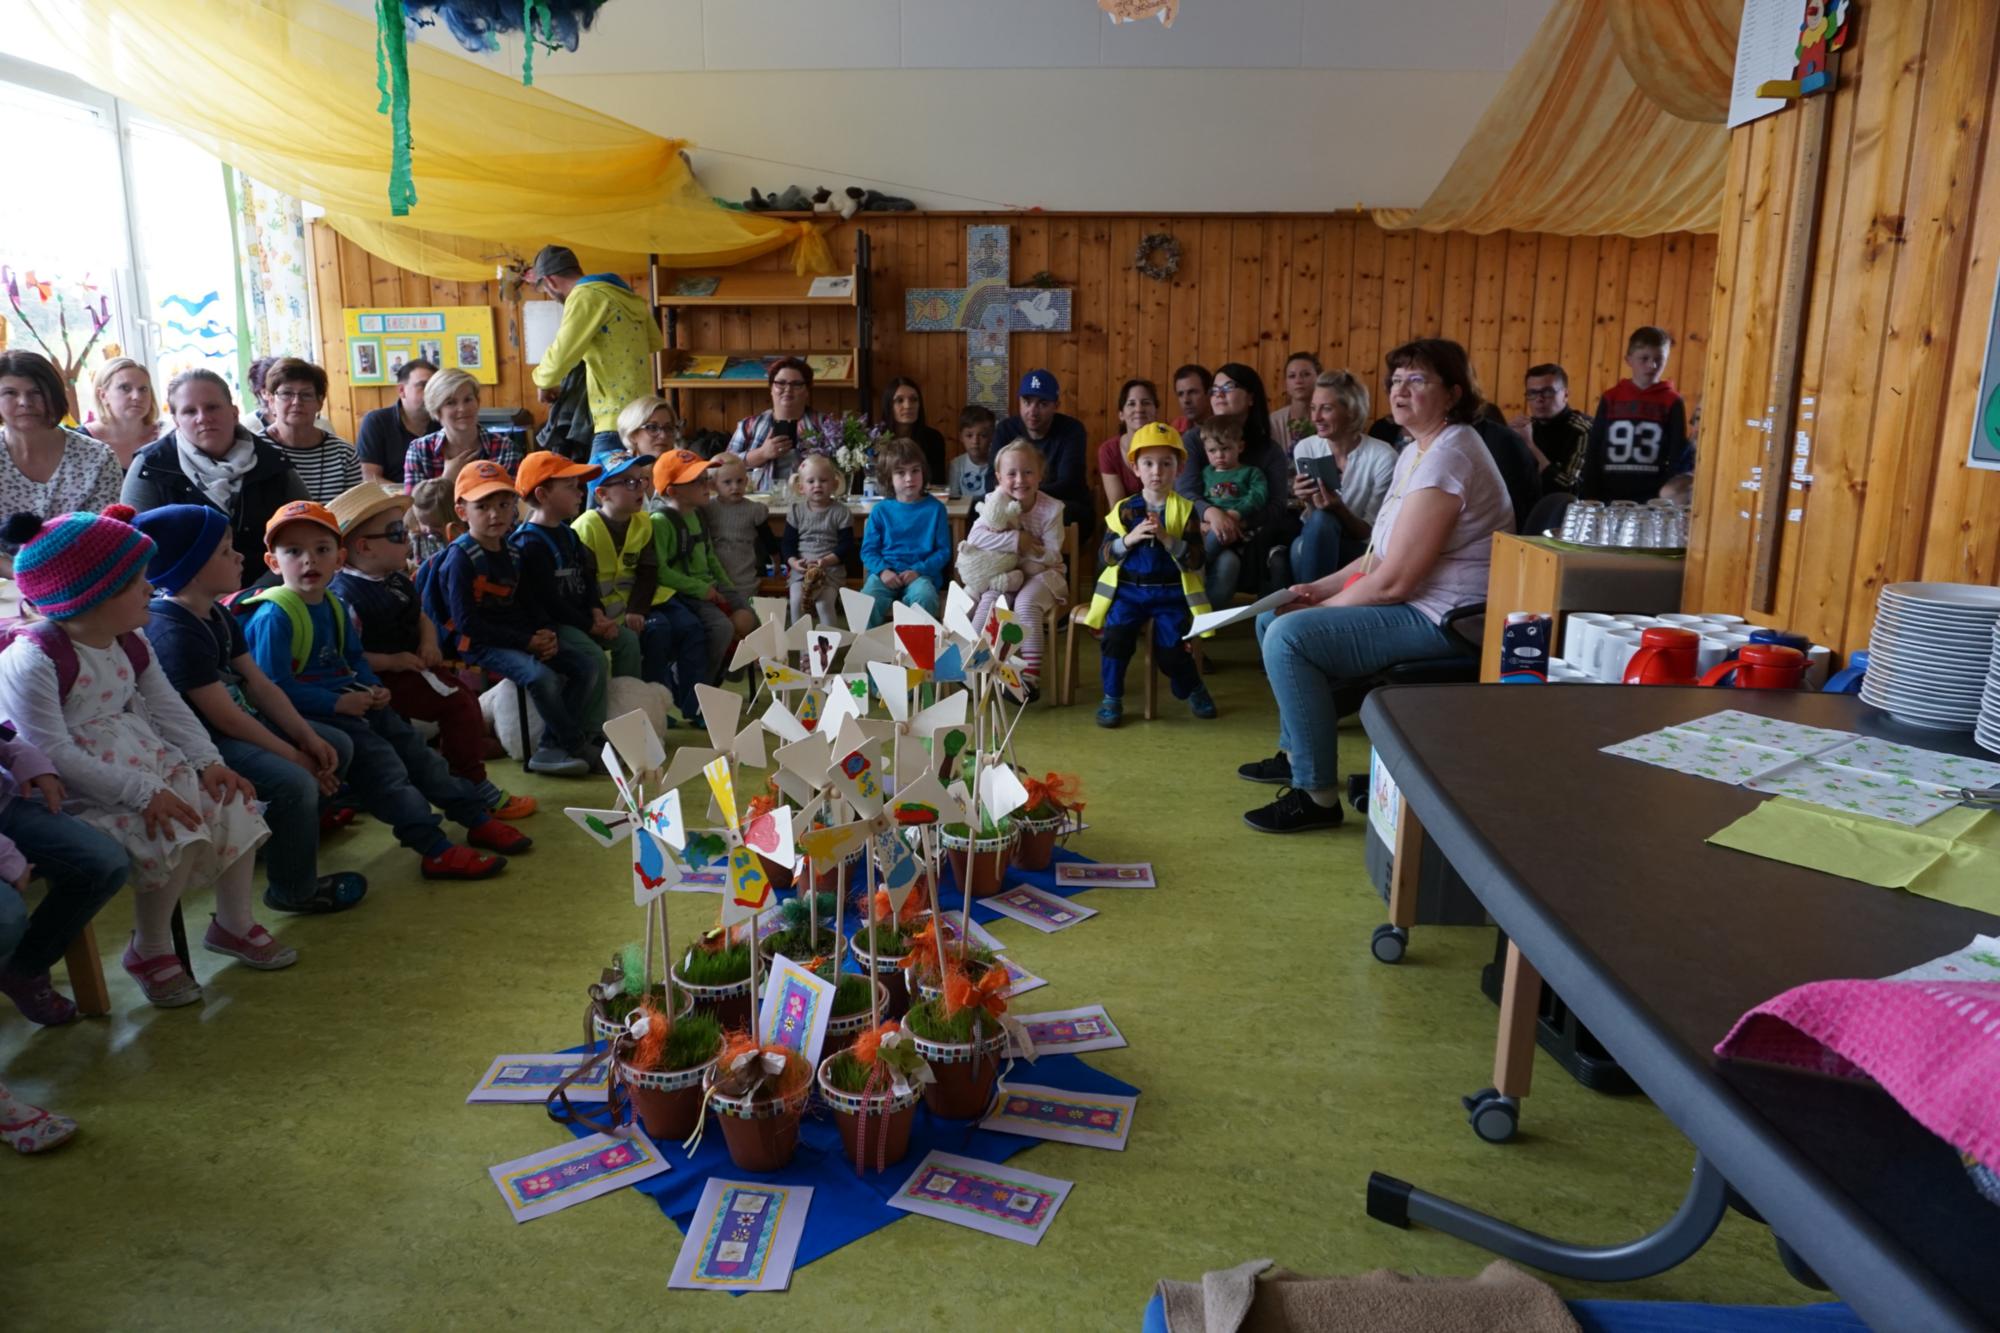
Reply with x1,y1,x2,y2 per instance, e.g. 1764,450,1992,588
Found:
341,305,496,387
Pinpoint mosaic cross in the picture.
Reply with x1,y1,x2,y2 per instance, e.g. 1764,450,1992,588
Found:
904,225,1073,411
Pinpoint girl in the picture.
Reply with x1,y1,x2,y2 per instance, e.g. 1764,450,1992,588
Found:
785,453,854,627
0,506,280,1009
960,440,1067,691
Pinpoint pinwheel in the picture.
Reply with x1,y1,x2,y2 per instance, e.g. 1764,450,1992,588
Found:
694,753,796,1002
658,682,771,792
866,660,971,786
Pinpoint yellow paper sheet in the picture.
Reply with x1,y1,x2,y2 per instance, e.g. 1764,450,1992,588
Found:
1708,799,2000,913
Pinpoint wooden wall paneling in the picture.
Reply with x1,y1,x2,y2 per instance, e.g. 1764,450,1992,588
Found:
1195,221,1231,371
1587,236,1632,407
1440,232,1477,351
1381,229,1416,355
1682,132,1755,600
1289,219,1325,363
1134,219,1173,408
1075,218,1113,435
1012,219,1051,386
1654,234,1692,355
1497,232,1541,408
1468,232,1508,398
1166,222,1202,369
1557,235,1599,403
1411,229,1447,343
1320,220,1355,373
1622,235,1664,346
1681,233,1719,406
311,223,353,437
1524,233,1570,419
1348,223,1387,384
1225,220,1263,368
1260,220,1294,378
1049,218,1083,414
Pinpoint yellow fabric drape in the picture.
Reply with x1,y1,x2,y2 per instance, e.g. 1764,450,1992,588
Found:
20,0,831,280
1606,0,1739,124
1374,0,1738,236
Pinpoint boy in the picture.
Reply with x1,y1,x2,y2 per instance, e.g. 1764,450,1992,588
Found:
409,476,458,569
429,462,600,776
1078,422,1217,728
136,504,368,916
703,452,771,614
949,404,995,502
1198,418,1270,607
574,450,708,725
860,438,951,625
246,500,525,878
1575,327,1690,504
652,450,755,685
509,451,641,747
327,482,535,820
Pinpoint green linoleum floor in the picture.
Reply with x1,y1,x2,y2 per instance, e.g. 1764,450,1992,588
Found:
4,635,1815,1328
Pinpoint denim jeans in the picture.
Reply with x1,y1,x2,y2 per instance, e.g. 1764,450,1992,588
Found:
860,573,940,627
1290,507,1360,585
641,602,710,718
322,706,489,853
466,639,602,754
1203,532,1245,608
0,798,129,975
1098,582,1200,699
1259,603,1456,790
215,719,353,903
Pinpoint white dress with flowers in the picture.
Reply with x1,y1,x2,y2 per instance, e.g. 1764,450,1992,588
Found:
0,631,268,894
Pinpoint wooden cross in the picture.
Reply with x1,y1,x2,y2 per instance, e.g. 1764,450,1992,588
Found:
904,225,1073,411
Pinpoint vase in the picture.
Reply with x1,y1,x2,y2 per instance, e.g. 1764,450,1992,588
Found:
942,822,1018,898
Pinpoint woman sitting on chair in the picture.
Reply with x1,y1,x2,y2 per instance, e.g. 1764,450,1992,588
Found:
1238,338,1512,835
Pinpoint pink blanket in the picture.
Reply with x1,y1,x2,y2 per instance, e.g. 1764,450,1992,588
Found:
1716,979,2000,1174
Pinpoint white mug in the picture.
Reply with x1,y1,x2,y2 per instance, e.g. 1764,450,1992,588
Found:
1804,644,1832,689
1698,632,1751,676
1658,613,1709,627
1596,628,1646,683
1700,613,1747,626
1563,612,1619,668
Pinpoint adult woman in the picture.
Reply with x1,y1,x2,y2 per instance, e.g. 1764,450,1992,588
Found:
1268,351,1322,450
598,395,679,504
399,368,525,494
1239,339,1512,834
727,357,837,491
260,358,361,505
1095,379,1157,506
1176,362,1293,573
81,356,169,467
881,377,946,483
1287,370,1400,582
0,352,123,555
122,369,308,590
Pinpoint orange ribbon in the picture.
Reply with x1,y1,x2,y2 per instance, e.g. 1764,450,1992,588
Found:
942,964,1010,1021
1023,772,1084,819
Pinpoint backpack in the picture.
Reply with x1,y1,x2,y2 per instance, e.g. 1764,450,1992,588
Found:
415,533,481,655
0,619,150,704
236,585,347,674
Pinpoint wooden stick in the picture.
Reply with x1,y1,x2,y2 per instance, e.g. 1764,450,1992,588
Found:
927,824,950,985
747,900,762,1023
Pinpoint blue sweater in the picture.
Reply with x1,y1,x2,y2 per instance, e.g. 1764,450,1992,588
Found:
245,593,379,719
860,495,951,587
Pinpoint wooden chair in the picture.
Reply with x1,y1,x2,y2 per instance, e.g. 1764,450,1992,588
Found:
1035,524,1081,708
1059,605,1159,719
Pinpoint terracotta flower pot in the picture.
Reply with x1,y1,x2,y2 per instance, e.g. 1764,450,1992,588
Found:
705,1076,812,1172
817,1052,921,1173
591,983,694,1046
822,978,890,1055
849,932,913,1021
672,955,754,1032
617,1052,716,1141
1012,810,1069,872
942,823,1018,898
754,853,796,892
908,1016,1009,1120
807,844,866,894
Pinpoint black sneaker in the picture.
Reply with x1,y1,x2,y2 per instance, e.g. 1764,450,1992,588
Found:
1243,787,1345,834
1237,752,1292,785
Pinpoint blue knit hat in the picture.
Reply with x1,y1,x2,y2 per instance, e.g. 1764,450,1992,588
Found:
1,505,155,620
132,504,231,595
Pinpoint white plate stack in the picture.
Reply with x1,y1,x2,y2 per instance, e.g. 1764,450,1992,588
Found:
1979,620,2000,756
1860,582,2000,732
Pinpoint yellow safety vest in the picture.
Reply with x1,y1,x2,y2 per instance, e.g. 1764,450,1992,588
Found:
1080,492,1213,635
572,509,669,618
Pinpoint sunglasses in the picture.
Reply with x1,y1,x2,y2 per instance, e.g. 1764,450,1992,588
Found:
357,521,409,543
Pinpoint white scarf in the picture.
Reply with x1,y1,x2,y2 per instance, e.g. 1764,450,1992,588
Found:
176,427,260,510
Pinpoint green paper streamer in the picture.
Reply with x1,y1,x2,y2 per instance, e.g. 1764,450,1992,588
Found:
521,0,550,86
373,0,419,216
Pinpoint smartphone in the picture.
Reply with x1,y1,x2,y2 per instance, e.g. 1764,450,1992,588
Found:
1294,457,1313,478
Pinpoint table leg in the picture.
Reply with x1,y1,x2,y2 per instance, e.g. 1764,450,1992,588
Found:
1367,1152,1729,1281
1370,795,1422,964
1494,939,1542,1101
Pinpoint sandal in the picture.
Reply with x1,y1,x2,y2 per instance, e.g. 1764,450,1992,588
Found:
263,873,368,915
202,918,299,971
120,939,202,1008
2,1107,78,1154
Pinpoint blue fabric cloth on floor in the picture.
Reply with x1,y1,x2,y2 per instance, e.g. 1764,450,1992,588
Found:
1146,1291,1858,1332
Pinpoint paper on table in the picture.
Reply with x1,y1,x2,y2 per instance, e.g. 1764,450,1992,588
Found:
1184,588,1299,640
1707,800,2000,913
1812,738,2000,792
669,1179,811,1292
1674,709,1856,756
1887,935,2000,983
1744,760,1966,827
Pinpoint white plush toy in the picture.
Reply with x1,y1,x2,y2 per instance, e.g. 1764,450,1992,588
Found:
480,675,674,761
956,489,1023,598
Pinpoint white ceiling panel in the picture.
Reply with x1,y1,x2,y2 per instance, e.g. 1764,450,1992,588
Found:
901,0,1104,69
699,0,902,71
1098,0,1304,70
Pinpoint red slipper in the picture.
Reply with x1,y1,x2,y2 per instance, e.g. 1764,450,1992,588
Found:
466,818,532,855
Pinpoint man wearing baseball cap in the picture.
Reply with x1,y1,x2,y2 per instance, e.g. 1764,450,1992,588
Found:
527,245,663,466
990,368,1093,535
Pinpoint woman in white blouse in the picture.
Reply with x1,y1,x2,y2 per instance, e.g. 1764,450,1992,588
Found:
1288,369,1399,581
0,351,122,567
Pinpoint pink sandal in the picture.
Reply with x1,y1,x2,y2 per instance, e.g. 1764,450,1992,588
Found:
202,919,298,971
120,939,203,1009
2,1107,78,1154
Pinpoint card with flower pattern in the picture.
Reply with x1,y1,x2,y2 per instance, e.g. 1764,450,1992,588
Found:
669,1179,811,1292
887,1150,1073,1244
489,1131,667,1223
979,1083,1137,1151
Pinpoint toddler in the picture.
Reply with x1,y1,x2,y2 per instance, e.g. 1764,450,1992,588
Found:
0,505,276,1009
573,450,707,725
784,453,855,626
408,476,459,569
1199,418,1270,607
949,404,995,502
652,450,756,686
1078,423,1216,727
860,439,951,625
702,452,771,613
959,440,1066,691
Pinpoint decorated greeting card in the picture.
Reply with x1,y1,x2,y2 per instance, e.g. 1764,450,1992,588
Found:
887,1151,1073,1245
1005,1005,1126,1057
468,1053,608,1104
995,956,1046,998
980,1083,1137,1151
1055,861,1155,888
488,1131,667,1223
758,954,835,1068
984,884,1096,933
669,1179,812,1292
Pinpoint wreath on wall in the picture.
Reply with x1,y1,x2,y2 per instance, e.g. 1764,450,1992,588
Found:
1133,232,1181,282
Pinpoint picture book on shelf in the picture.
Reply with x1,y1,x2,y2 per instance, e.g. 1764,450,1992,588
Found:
669,276,721,297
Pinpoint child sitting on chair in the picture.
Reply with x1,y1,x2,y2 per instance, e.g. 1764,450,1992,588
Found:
408,477,459,569
959,440,1066,693
1078,423,1216,728
652,450,756,687
784,453,854,628
948,404,995,503
1198,417,1270,607
860,439,950,625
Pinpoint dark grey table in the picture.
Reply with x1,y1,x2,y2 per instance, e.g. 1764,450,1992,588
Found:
1358,684,1999,1333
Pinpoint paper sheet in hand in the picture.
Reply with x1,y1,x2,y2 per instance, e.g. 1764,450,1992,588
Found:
418,669,458,697
1185,588,1298,640
887,1150,1072,1244
669,1179,811,1292
489,1131,667,1222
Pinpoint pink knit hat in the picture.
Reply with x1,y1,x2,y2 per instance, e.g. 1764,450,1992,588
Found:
2,504,156,620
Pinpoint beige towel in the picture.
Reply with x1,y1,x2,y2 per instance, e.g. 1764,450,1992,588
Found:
1158,1259,1580,1333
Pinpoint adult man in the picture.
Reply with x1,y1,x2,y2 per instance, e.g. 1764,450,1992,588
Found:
527,245,663,465
989,369,1093,533
1170,363,1211,432
355,357,435,486
1508,362,1593,494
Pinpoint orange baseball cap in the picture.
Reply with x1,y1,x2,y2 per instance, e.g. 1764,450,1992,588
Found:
653,449,714,491
264,499,341,542
515,451,603,498
454,459,519,503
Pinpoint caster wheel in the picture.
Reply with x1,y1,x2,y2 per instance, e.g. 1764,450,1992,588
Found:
1462,1088,1519,1143
1370,923,1407,964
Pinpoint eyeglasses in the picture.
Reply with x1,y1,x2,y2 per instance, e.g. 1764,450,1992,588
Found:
771,379,808,390
1387,374,1433,392
1523,387,1560,399
601,474,645,490
356,521,409,543
635,421,675,435
1209,381,1239,396
273,390,320,404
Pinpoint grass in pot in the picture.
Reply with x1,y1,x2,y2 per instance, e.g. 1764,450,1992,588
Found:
1012,771,1082,872
673,929,755,1031
615,1002,722,1141
903,964,1011,1120
818,1021,931,1172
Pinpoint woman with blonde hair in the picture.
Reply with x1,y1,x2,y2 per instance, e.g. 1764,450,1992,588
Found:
82,356,168,467
399,368,525,494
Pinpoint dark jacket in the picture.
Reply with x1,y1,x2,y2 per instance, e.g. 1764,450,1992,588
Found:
121,429,309,590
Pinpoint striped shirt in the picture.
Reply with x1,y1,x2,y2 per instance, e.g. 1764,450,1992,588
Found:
268,432,362,505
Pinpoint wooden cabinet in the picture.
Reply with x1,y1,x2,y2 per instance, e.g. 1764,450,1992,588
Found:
1479,532,1687,681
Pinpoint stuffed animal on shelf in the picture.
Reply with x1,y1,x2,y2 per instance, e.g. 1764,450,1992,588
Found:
956,490,1023,598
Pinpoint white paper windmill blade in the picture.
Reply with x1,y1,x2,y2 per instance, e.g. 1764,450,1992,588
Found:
821,721,930,913
659,682,770,790
839,586,900,673
867,661,968,781
698,755,795,926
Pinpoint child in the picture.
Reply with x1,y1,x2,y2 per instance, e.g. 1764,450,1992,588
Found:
1576,326,1690,503
949,404,995,502
784,453,855,627
430,462,601,775
573,450,708,726
1078,423,1217,727
0,505,276,1009
408,477,458,569
248,498,528,878
135,504,369,918
652,450,756,684
326,482,534,820
1198,417,1270,606
860,438,951,626
508,452,642,747
703,452,771,614
959,440,1066,691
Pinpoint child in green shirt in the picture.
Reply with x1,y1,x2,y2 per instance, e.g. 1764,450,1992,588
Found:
651,450,757,686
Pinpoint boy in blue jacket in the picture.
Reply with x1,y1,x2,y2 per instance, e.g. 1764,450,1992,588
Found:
859,438,950,626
